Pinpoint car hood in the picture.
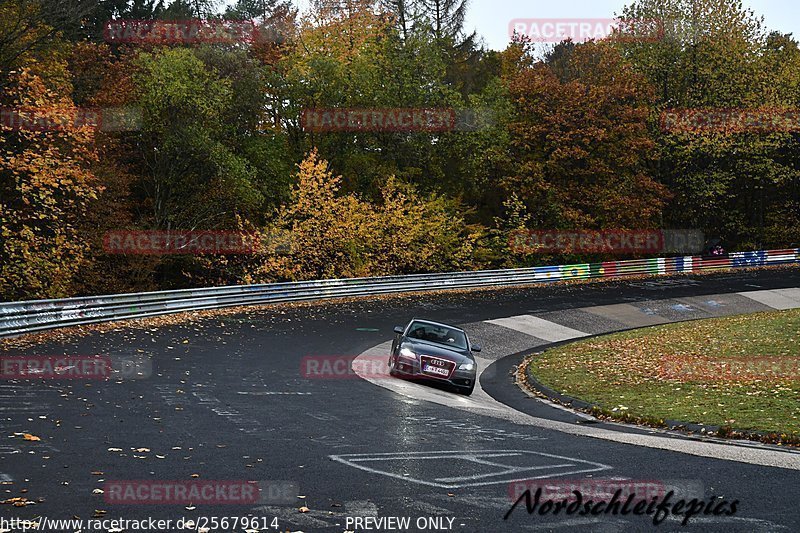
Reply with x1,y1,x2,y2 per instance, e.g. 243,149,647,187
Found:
402,339,474,363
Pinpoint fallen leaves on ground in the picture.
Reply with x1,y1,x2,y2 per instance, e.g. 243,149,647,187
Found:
1,497,36,507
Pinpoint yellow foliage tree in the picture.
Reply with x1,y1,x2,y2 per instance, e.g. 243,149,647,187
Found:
0,66,102,299
247,149,478,282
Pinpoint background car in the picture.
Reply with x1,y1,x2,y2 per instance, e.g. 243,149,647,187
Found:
389,318,481,395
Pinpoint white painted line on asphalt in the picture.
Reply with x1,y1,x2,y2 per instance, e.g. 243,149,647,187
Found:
0,447,21,455
329,450,612,488
738,288,800,310
0,443,59,454
190,390,265,435
434,461,575,484
485,316,590,342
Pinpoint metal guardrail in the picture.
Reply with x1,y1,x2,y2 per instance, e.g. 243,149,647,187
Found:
1,248,797,338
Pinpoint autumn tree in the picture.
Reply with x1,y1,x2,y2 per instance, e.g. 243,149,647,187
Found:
0,67,102,299
278,0,461,192
248,150,478,281
502,41,669,235
0,0,61,86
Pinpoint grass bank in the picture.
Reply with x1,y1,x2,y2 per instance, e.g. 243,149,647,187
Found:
529,309,800,440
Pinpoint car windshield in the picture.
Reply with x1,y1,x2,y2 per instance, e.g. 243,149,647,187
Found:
407,322,468,350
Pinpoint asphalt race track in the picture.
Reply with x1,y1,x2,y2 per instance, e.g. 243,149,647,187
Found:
1,269,799,532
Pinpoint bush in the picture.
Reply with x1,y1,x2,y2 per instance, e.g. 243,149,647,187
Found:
246,149,479,282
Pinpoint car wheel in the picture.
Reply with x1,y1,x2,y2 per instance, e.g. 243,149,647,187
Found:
388,356,398,376
460,384,475,396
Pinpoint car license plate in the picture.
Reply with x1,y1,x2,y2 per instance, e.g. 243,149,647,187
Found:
420,356,454,378
423,364,450,376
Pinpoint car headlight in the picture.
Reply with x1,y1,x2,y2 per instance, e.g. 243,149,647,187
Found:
459,362,475,371
399,347,417,360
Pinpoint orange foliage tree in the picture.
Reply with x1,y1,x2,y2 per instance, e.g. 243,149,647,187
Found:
503,41,670,231
0,66,102,299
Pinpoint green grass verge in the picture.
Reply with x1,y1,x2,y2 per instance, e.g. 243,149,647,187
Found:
529,309,800,438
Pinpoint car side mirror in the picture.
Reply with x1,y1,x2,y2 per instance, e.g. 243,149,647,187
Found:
471,344,482,353
393,326,404,335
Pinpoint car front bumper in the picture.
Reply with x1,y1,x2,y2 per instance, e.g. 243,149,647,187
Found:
393,359,476,389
